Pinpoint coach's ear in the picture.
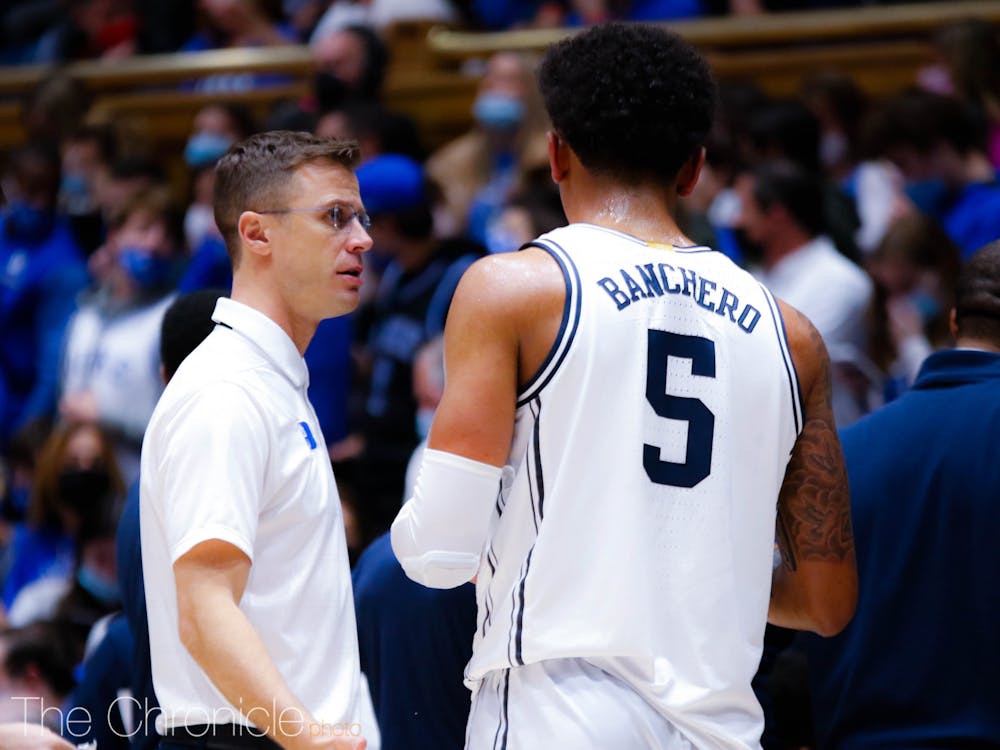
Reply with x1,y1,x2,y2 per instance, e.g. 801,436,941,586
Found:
238,211,272,259
676,147,706,197
548,131,570,184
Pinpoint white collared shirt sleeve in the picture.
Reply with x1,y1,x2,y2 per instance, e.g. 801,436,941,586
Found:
157,381,270,563
391,448,508,589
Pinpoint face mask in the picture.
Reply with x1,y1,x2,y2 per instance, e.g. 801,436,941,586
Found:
314,72,351,110
6,201,54,241
119,246,174,290
60,172,95,214
77,565,120,606
415,407,435,440
473,93,525,131
184,132,233,168
184,203,218,250
57,468,112,516
904,179,949,216
820,131,849,169
909,290,941,323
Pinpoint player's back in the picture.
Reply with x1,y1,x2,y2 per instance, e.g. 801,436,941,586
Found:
466,223,802,749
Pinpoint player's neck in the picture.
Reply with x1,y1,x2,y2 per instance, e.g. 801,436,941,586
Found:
563,181,694,248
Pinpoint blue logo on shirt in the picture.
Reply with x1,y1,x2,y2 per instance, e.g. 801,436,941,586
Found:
299,421,317,450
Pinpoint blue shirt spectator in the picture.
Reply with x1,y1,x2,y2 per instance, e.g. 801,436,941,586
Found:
804,242,1000,750
353,532,476,750
0,210,88,445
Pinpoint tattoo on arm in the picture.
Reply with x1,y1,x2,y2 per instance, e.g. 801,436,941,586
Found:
777,308,854,572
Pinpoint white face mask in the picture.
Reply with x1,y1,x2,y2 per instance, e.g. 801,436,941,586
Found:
820,131,849,168
184,203,218,251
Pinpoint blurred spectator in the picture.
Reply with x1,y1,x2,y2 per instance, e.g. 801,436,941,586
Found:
184,0,294,51
311,24,389,110
919,19,1000,170
31,0,137,63
481,168,566,254
0,1,60,64
801,70,867,183
310,0,458,34
182,0,296,93
0,621,77,726
2,422,123,622
316,100,425,164
59,124,119,258
736,160,875,425
59,188,182,484
866,214,960,397
804,241,1000,749
470,0,704,29
0,143,89,449
353,335,476,750
18,73,92,150
177,103,257,293
746,99,862,263
426,51,549,240
352,155,483,537
867,89,1000,259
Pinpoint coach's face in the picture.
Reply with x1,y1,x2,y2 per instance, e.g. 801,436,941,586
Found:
269,159,373,325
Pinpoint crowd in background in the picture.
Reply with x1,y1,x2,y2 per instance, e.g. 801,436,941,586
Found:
1,2,999,749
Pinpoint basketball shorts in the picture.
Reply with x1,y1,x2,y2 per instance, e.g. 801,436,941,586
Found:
464,657,696,749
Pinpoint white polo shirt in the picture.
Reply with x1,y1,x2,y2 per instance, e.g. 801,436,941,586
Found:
140,298,376,741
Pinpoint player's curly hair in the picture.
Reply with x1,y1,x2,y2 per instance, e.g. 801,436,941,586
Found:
538,23,716,185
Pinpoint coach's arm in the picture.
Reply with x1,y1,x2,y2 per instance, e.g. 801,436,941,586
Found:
769,300,858,637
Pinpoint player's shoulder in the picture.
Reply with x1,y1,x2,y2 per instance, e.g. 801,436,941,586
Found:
776,297,829,397
453,245,566,312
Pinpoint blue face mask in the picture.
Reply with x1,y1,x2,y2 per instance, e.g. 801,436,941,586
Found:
904,179,949,216
77,565,120,606
909,290,941,323
118,246,173,290
6,201,54,241
60,173,93,213
473,93,525,131
184,132,233,168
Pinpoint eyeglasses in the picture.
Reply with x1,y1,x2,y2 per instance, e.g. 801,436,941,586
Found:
256,204,371,232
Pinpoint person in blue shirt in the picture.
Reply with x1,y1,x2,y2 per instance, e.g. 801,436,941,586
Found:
804,240,1000,749
869,90,1000,259
0,142,89,447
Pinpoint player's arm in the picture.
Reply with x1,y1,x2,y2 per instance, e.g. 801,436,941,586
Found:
769,300,858,637
391,255,521,588
174,541,365,750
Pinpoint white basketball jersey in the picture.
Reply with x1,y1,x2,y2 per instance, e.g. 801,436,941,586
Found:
465,223,803,749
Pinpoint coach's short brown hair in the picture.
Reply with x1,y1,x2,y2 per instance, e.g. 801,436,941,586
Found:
213,130,361,267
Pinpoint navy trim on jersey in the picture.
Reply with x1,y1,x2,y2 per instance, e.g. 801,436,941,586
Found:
490,671,505,750
759,284,804,433
509,397,544,667
500,670,510,750
516,240,581,408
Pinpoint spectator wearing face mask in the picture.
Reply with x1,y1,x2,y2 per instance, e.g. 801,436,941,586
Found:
0,143,90,450
2,422,124,622
58,187,183,484
177,103,257,294
426,51,550,239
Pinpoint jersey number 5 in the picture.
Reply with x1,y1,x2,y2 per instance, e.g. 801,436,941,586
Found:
644,329,716,488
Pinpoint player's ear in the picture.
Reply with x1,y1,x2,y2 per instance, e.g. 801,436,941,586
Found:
676,147,706,197
548,131,570,184
238,211,272,259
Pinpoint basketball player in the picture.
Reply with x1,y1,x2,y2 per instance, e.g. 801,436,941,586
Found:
391,23,857,749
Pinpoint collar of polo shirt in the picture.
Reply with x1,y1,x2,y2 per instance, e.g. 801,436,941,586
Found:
211,298,310,389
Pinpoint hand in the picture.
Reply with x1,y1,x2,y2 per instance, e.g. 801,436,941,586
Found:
0,723,75,749
284,733,367,750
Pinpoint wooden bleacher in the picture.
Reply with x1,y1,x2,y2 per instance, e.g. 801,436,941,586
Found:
0,1,999,158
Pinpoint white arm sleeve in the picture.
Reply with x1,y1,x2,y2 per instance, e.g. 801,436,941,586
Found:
390,448,507,589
